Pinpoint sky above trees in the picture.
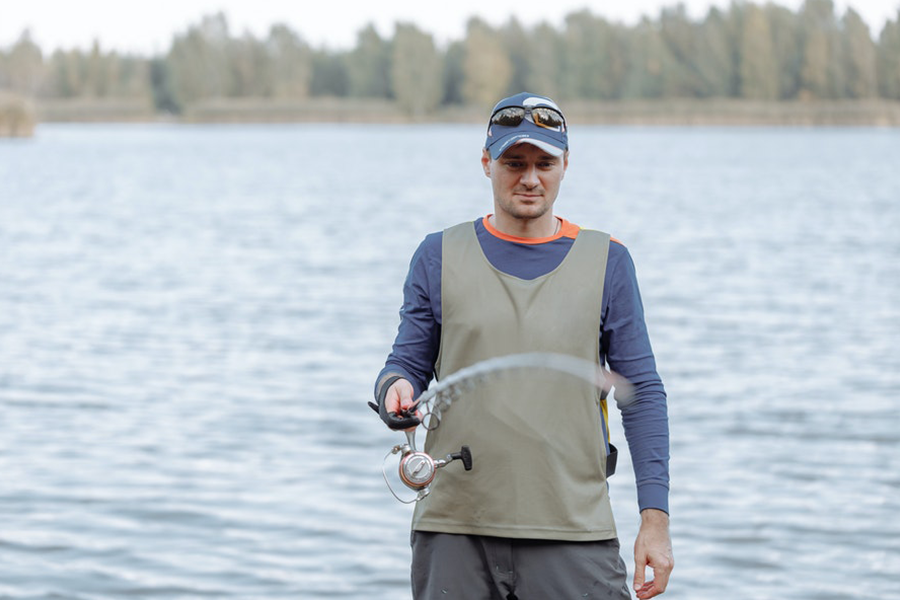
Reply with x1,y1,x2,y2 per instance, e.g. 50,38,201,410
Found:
2,0,898,52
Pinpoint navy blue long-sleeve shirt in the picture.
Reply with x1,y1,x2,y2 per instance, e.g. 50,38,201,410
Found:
376,216,669,514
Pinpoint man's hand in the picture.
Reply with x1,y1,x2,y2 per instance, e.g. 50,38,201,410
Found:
633,508,674,599
369,377,420,430
385,378,418,425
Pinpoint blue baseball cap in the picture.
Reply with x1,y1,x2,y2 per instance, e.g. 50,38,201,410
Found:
484,92,568,160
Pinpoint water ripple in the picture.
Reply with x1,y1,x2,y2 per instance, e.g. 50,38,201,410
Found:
2,124,898,599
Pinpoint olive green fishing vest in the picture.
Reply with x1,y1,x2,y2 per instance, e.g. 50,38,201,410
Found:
411,221,616,541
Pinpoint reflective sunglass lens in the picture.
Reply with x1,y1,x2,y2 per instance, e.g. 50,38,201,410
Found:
492,107,525,126
532,108,564,128
490,106,565,129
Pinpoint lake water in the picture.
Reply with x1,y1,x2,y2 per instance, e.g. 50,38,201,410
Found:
1,123,898,599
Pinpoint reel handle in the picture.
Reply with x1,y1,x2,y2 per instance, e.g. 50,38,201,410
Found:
448,445,473,471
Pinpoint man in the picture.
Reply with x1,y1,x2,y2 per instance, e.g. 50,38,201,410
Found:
372,92,672,599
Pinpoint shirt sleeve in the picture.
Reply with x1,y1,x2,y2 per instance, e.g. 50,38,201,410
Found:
602,244,670,514
374,233,442,401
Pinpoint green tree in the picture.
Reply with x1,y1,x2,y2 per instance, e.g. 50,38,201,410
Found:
309,50,349,96
86,40,111,97
3,30,43,96
167,13,234,104
150,57,179,112
36,44,150,101
694,7,737,97
739,3,779,99
658,5,703,97
462,18,512,107
798,0,840,98
442,40,466,104
877,12,900,99
111,54,152,98
267,24,313,99
841,8,877,98
622,17,678,99
766,4,803,99
391,23,442,115
500,18,532,96
43,49,84,98
229,33,273,97
560,10,626,100
523,23,563,98
346,24,391,98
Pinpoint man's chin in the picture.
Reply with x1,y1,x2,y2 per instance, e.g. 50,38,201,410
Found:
510,207,550,220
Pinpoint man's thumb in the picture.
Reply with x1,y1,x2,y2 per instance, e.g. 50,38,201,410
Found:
633,557,646,591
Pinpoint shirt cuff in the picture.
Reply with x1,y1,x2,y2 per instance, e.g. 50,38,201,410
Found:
636,482,669,515
374,366,421,401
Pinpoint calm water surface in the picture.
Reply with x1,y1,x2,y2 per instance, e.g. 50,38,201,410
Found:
1,124,898,599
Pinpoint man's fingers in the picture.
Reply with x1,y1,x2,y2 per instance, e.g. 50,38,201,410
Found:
633,556,646,592
384,387,402,413
634,580,659,599
653,560,672,592
634,558,673,598
377,378,420,431
386,380,410,412
398,389,414,410
386,380,419,419
645,548,673,594
635,579,669,599
395,381,417,412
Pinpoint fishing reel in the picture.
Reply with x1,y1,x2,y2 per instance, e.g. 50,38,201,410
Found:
383,429,473,504
376,352,630,504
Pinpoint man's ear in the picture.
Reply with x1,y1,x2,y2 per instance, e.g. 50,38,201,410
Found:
481,149,492,177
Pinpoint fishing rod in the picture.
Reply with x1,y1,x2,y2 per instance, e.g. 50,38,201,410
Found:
381,352,633,504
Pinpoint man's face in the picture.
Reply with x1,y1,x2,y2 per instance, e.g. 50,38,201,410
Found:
482,143,568,222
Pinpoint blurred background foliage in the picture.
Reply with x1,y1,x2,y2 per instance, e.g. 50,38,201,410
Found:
0,0,899,116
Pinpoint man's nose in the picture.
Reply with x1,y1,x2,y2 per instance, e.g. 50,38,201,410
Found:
520,165,539,187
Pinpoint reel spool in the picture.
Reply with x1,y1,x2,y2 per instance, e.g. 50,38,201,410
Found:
383,429,473,503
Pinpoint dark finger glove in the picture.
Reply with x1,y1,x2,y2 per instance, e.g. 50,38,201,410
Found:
368,375,421,430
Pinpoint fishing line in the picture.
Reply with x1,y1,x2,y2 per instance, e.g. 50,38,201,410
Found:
382,352,633,504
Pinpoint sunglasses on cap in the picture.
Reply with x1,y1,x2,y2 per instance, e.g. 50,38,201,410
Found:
489,105,566,131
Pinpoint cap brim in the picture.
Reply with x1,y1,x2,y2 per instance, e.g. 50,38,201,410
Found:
510,138,564,157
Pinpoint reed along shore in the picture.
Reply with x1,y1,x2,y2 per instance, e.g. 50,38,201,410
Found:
26,97,900,127
0,92,35,137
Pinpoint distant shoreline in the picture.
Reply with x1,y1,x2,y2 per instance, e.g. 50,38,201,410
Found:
13,97,900,130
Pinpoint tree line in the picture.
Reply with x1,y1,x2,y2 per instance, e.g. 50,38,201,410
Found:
1,0,899,115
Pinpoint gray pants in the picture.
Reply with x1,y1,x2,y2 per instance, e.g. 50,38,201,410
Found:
411,531,632,600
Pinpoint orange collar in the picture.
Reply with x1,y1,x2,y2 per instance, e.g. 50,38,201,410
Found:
482,214,580,244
